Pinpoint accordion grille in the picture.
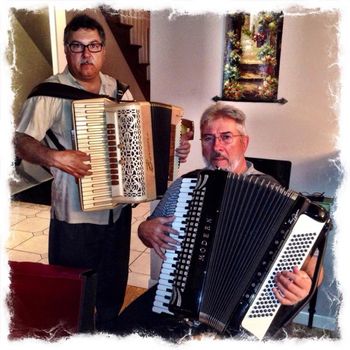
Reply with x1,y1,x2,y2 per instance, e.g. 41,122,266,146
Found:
117,107,146,198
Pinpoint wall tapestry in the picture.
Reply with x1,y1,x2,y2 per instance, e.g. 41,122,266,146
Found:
218,12,285,103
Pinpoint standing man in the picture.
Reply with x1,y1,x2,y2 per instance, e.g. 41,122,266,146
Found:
14,14,191,333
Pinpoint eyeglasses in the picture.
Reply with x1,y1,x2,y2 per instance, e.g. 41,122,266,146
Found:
67,41,104,53
200,132,243,145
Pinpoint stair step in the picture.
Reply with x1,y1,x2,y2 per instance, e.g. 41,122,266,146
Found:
101,7,150,100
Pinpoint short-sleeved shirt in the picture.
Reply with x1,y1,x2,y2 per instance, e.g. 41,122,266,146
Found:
16,67,133,224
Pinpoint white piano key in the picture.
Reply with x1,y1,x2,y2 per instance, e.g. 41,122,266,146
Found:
158,279,173,288
161,262,176,270
155,286,172,295
159,272,173,281
155,291,172,300
152,306,173,315
153,300,169,308
156,283,172,292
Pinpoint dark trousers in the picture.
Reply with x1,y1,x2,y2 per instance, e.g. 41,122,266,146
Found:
48,205,132,332
114,285,194,342
114,285,243,342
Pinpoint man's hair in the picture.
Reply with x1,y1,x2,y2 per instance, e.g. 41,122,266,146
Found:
64,14,106,45
200,102,247,135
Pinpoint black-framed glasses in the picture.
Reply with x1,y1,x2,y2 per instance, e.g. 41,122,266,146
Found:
200,132,243,145
67,41,104,53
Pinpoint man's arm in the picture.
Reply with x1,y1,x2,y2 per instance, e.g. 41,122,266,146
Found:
14,132,91,179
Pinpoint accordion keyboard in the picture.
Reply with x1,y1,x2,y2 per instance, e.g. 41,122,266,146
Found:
72,99,157,211
72,99,119,210
152,177,197,314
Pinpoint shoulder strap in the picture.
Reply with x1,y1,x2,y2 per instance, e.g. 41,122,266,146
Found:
27,82,114,101
46,129,65,151
27,80,130,152
116,80,130,101
27,80,130,102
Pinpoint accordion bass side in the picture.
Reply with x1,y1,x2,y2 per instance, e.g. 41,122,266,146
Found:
72,99,191,211
152,170,330,340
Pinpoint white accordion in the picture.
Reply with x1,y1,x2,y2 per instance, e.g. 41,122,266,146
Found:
72,99,192,211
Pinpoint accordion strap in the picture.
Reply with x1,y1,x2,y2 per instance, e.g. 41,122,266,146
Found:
26,80,130,151
27,80,130,101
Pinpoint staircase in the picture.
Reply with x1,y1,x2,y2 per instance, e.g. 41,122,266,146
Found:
100,7,150,100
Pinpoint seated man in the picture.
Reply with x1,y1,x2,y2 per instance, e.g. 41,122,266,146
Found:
114,103,324,341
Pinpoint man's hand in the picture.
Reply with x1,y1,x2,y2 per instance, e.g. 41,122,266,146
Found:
176,131,193,163
51,149,91,178
273,266,312,305
138,216,180,259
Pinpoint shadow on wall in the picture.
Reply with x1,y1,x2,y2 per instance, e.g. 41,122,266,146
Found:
290,151,341,197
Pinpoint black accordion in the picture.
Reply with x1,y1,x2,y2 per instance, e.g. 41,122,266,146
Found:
152,169,330,339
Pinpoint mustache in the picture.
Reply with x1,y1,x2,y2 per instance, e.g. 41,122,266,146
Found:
210,151,228,162
203,152,229,169
80,59,93,64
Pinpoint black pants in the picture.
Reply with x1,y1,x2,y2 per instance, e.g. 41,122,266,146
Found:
114,285,251,342
114,285,193,342
48,205,132,332
114,285,220,342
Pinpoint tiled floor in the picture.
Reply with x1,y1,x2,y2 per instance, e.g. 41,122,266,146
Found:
6,200,152,289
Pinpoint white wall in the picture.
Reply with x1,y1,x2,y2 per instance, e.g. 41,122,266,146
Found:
150,9,340,331
151,10,339,196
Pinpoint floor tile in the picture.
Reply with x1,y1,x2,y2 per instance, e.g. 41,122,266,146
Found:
129,250,142,265
11,205,42,217
12,235,48,255
129,251,150,275
11,217,49,233
9,213,27,226
6,230,33,249
7,250,42,263
132,202,151,218
35,208,51,219
131,233,148,252
127,272,150,289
